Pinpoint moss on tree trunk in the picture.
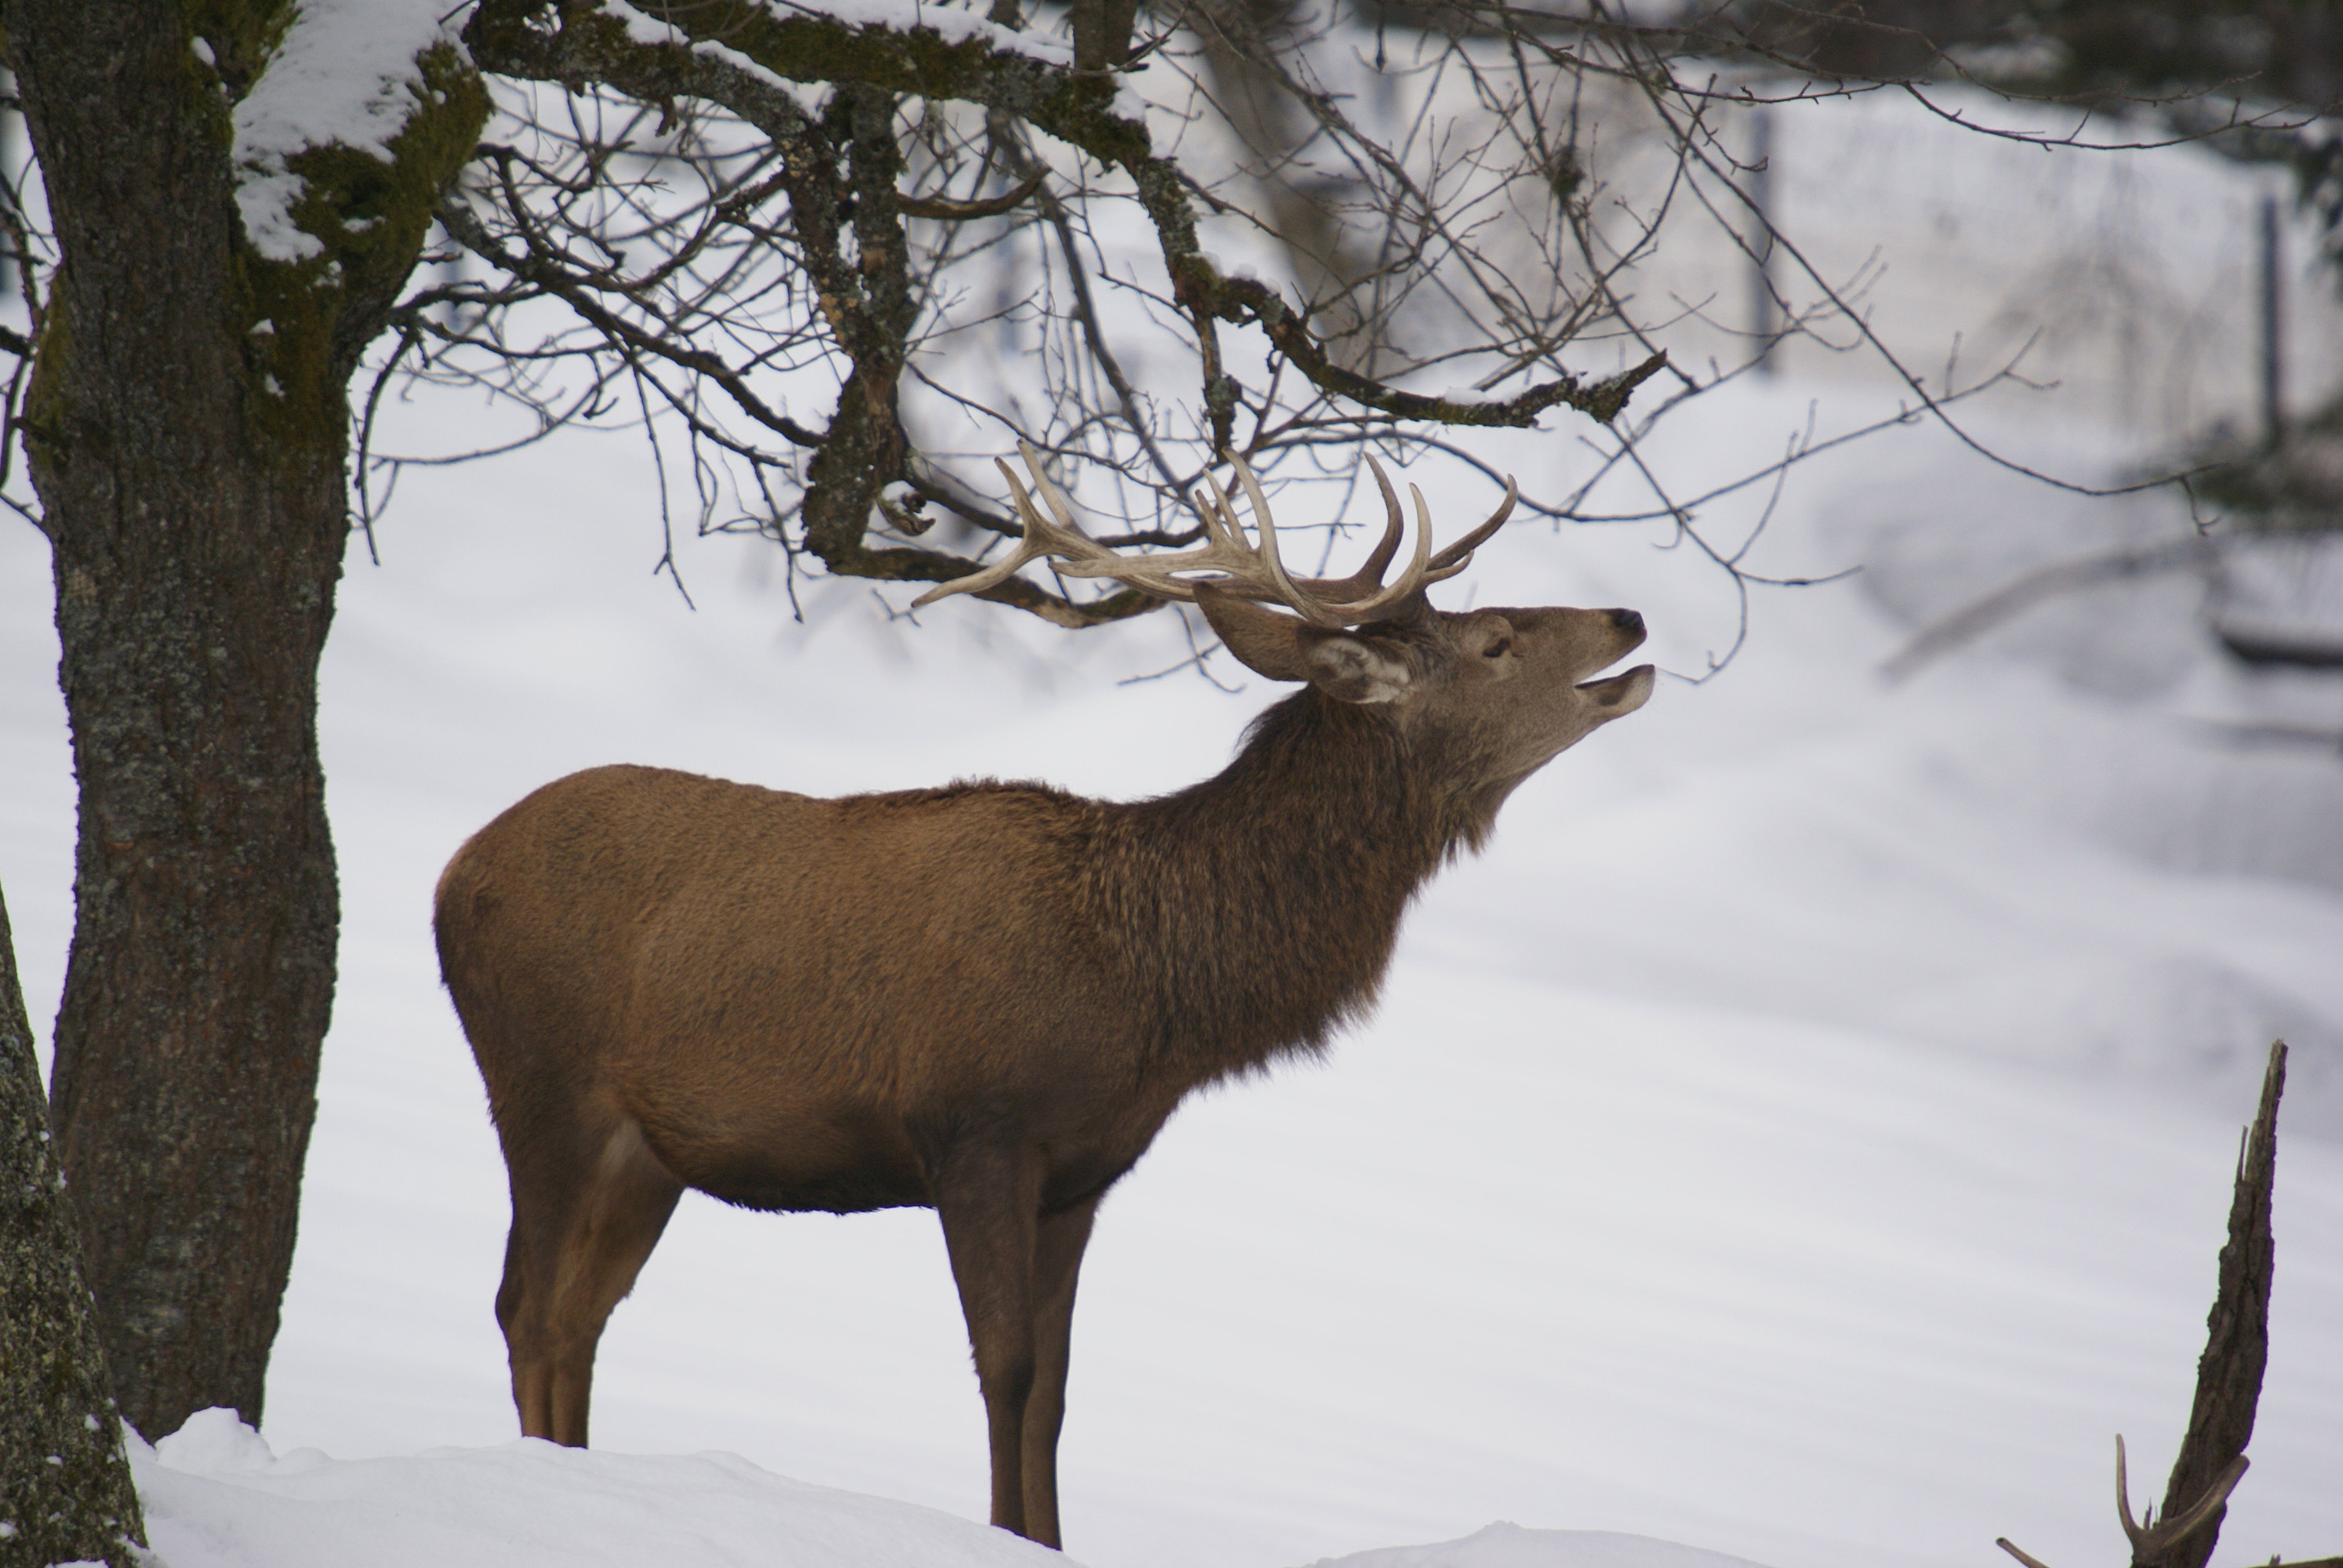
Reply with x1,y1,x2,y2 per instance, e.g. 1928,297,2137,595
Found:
0,880,147,1568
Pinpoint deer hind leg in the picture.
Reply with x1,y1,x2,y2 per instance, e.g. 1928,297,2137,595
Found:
934,1147,1048,1540
497,1114,683,1446
1018,1192,1101,1552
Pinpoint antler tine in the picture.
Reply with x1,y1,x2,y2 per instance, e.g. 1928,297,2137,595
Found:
1197,462,1248,550
2150,1456,2249,1548
1306,481,1432,624
1357,456,1408,586
1301,456,1409,601
2116,1436,2249,1555
2116,1434,2145,1549
1011,441,1073,531
1422,474,1518,583
1226,452,1353,627
908,447,1120,609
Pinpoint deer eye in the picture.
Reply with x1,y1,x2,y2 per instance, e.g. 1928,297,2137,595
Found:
1483,637,1510,659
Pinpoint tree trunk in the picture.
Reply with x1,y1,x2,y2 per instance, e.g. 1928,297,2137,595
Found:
13,0,344,1434
5,0,481,1439
40,376,344,1439
0,878,147,1568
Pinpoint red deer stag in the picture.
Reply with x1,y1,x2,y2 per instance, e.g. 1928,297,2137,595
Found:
434,447,1654,1549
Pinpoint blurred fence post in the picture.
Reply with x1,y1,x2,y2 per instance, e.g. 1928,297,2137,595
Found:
1749,104,1776,376
2260,192,2283,451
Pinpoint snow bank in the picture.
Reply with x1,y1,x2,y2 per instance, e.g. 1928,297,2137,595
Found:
1310,1524,1772,1568
131,1417,1775,1568
133,1410,1066,1568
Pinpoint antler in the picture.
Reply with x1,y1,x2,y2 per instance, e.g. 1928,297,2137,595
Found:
1994,1436,2252,1568
2116,1435,2249,1557
911,445,1517,628
906,444,1129,608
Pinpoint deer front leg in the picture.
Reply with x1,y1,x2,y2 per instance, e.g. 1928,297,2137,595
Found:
935,1148,1047,1539
1019,1192,1100,1551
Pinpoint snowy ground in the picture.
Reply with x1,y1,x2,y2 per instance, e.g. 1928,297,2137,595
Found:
6,374,2342,1565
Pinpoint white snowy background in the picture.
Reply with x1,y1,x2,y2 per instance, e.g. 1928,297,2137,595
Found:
6,19,2343,1568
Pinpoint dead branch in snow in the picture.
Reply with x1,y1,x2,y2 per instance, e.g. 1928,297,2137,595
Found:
1996,1042,2341,1568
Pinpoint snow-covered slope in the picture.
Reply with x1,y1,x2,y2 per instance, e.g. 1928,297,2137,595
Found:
131,1410,1062,1568
133,1416,1782,1568
5,379,2338,1567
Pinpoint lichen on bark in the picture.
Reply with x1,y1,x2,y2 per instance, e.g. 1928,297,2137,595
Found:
0,881,147,1568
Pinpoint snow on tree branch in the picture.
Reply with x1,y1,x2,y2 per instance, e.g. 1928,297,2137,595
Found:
222,0,481,263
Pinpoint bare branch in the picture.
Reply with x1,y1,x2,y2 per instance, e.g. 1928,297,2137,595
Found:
899,170,1045,220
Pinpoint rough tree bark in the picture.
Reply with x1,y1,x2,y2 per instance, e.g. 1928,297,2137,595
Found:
5,1,481,1439
0,878,146,1568
2140,1039,2283,1568
1996,1042,2326,1568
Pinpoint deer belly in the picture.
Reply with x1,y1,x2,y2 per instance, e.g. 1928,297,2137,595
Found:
631,1096,931,1214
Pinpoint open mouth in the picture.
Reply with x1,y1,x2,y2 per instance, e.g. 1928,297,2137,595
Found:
1576,663,1658,708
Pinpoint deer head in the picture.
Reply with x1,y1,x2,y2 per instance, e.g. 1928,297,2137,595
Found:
917,445,1655,814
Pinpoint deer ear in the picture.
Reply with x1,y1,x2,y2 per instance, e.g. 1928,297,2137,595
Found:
1193,582,1317,682
1295,626,1415,704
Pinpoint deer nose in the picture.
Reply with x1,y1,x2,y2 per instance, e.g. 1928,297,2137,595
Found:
1607,608,1644,634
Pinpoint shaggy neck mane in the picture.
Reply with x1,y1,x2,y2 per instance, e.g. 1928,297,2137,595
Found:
1080,688,1470,1086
